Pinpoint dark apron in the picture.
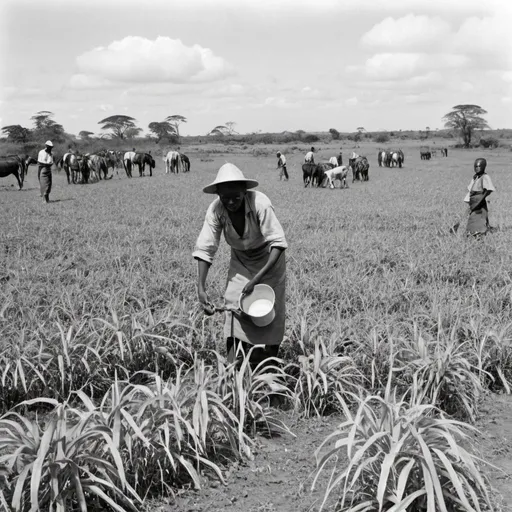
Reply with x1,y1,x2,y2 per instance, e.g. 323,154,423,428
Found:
38,164,52,199
466,192,488,235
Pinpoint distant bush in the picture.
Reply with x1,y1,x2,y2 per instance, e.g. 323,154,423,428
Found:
329,128,340,140
479,137,500,149
303,134,320,143
373,133,390,144
347,133,361,142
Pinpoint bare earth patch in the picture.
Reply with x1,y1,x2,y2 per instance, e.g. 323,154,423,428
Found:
156,394,512,512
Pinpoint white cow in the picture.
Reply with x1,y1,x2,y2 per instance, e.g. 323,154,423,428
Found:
323,166,349,189
164,150,182,174
123,151,136,178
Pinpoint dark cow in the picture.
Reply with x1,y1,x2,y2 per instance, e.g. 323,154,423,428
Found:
133,153,155,177
180,153,190,173
316,162,335,187
349,156,370,182
420,147,432,160
0,155,26,189
87,155,110,181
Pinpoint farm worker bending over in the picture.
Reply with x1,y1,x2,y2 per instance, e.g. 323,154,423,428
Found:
276,151,288,181
37,140,54,203
193,163,288,367
304,147,315,164
464,157,496,237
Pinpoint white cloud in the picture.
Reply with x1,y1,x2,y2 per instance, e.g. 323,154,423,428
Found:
362,53,469,79
502,97,512,104
98,104,114,111
345,97,358,106
74,36,234,85
1,86,44,99
453,14,512,64
68,74,113,89
362,14,451,50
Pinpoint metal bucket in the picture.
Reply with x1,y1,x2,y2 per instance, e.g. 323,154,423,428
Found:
239,284,275,327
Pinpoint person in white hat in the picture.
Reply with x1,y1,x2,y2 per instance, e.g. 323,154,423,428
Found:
193,163,288,366
37,140,54,203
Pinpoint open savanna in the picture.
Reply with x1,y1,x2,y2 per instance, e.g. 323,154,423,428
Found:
1,139,512,511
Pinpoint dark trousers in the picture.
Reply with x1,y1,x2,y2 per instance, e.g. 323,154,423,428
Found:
227,337,280,370
279,165,289,180
38,165,52,201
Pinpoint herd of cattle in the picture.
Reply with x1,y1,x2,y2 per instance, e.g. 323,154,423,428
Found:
302,154,370,189
0,149,192,190
420,146,449,160
58,150,192,184
1,144,450,192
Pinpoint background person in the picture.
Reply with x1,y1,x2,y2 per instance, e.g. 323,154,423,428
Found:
276,151,288,181
193,163,288,366
464,157,496,237
304,147,315,164
37,140,54,203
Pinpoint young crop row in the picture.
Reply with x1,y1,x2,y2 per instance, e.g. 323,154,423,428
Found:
1,315,511,510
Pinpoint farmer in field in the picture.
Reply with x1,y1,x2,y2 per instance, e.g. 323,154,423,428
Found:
37,140,54,203
304,147,315,164
276,151,288,181
464,157,496,237
193,163,287,366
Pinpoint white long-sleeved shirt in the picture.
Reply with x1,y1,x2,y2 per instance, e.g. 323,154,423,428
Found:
37,149,54,165
193,190,288,264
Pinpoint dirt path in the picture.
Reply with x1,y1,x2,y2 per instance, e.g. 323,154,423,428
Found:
160,415,341,512
475,393,512,511
156,394,512,512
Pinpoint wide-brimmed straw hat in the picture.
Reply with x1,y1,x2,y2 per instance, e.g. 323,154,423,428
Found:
203,163,259,194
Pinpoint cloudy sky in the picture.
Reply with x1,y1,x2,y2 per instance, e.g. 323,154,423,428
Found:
0,0,511,137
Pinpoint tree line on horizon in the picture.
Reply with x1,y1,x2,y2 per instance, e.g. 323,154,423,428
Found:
0,105,500,149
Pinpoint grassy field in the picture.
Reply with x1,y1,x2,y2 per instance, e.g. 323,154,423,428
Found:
1,139,512,510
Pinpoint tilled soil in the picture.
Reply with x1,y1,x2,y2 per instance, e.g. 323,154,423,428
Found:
155,394,512,512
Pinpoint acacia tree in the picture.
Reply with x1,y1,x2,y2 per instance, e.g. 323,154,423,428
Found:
1,125,31,143
98,115,139,140
165,115,187,139
225,121,237,135
78,130,94,140
443,105,489,148
31,111,65,142
148,121,176,142
208,125,229,136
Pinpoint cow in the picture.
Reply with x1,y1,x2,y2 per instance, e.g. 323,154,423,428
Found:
329,156,338,167
132,153,155,177
420,147,431,160
323,166,349,189
123,151,136,178
180,153,190,173
315,162,335,187
378,150,388,167
165,150,181,174
105,150,123,177
349,156,370,182
0,155,26,189
59,153,83,184
87,155,110,181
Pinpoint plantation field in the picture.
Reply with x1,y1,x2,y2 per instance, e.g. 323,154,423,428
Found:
1,139,512,511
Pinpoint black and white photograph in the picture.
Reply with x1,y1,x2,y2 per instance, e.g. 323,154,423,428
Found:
1,0,511,510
